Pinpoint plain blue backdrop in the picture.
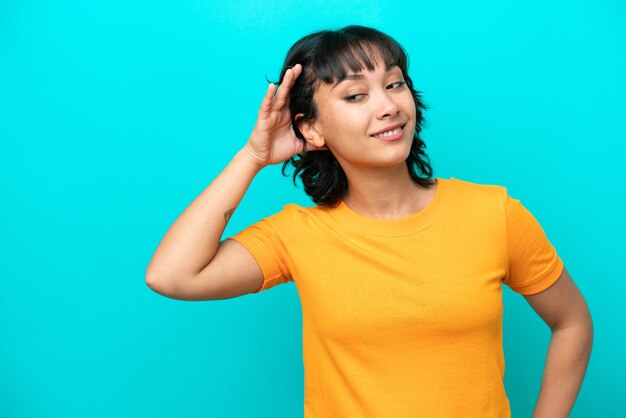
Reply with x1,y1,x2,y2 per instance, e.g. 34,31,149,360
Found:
1,0,624,417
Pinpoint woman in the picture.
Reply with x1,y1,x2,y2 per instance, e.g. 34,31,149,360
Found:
146,25,593,418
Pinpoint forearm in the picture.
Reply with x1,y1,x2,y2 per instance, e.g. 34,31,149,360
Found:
532,321,594,418
146,146,263,285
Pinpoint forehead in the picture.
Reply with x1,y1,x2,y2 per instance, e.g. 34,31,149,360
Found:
339,61,402,78
314,62,402,96
312,41,403,84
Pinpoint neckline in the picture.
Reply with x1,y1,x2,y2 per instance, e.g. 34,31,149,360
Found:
327,177,449,236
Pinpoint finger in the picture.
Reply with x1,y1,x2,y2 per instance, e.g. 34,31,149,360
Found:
271,69,293,112
271,64,302,112
290,63,303,79
258,82,277,119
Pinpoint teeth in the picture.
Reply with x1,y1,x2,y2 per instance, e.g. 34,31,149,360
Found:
374,126,402,138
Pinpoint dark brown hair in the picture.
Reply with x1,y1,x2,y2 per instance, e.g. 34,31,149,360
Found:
276,25,436,206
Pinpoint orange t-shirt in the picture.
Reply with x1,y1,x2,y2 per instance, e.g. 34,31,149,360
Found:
228,177,563,418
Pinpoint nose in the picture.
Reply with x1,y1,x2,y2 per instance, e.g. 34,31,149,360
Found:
375,90,400,119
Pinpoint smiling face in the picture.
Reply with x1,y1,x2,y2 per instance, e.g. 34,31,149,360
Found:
298,55,417,172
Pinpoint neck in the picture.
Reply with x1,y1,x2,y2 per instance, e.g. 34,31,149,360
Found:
341,162,435,220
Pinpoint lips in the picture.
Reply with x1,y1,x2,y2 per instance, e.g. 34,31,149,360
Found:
371,123,407,138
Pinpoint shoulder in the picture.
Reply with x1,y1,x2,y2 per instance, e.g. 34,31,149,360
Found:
260,202,323,228
272,202,316,218
281,202,339,217
446,176,508,204
260,201,342,235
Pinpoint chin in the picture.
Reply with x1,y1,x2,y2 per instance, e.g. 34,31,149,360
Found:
373,151,411,168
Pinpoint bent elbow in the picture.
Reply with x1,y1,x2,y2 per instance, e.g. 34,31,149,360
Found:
145,269,175,297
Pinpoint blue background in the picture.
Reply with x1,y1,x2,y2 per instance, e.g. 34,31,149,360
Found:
1,0,624,417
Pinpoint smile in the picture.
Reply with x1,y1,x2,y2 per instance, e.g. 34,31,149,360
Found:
373,126,402,138
371,124,406,141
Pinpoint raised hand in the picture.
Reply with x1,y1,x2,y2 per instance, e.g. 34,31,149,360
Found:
243,64,328,168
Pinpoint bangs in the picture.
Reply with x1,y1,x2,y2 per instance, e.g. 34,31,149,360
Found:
312,31,407,85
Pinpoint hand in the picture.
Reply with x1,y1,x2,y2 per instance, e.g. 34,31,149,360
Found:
243,64,328,168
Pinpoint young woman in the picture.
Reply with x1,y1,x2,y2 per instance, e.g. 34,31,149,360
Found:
146,25,593,418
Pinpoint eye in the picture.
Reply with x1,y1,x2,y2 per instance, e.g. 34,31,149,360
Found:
387,81,406,90
343,93,367,102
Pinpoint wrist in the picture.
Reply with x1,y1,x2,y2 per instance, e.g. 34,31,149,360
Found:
238,145,266,172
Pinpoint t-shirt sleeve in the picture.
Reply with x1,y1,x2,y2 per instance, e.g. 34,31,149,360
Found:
225,207,293,294
502,190,564,295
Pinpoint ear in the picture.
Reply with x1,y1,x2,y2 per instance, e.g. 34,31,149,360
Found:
295,113,326,149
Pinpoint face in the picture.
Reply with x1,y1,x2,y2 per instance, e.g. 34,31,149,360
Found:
302,58,417,171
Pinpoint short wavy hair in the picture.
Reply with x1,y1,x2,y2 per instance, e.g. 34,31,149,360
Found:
276,25,436,207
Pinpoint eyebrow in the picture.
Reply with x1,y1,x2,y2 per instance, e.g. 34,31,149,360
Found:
330,63,400,91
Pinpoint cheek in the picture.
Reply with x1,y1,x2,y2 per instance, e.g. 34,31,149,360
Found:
331,115,367,141
401,94,417,115
320,106,362,136
317,99,373,143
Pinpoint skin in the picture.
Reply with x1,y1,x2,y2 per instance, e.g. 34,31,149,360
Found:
245,63,328,168
297,57,438,220
524,267,593,417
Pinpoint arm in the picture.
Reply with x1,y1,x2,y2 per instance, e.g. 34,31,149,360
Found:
144,146,262,294
145,64,325,299
523,266,594,418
